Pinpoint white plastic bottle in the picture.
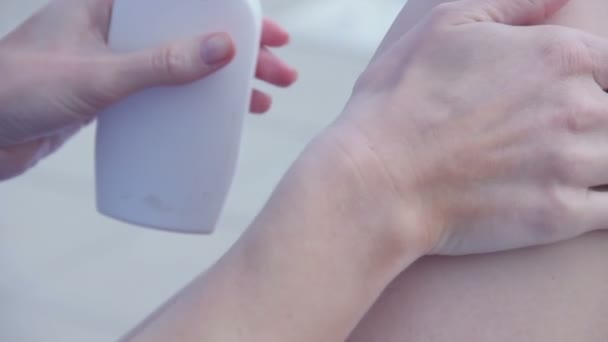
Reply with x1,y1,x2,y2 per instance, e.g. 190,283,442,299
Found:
95,0,262,234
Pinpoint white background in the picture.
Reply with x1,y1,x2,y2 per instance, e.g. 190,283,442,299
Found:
0,1,404,340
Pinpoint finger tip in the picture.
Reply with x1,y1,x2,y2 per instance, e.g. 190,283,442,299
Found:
251,95,273,114
262,18,291,46
261,99,273,113
278,69,299,88
251,106,271,115
202,32,236,66
278,31,291,45
289,68,299,83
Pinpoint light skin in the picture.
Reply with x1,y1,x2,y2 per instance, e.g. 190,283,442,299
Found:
2,0,608,341
0,0,298,180
348,0,608,340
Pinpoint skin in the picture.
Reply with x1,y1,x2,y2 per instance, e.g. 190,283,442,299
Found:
123,0,608,340
347,0,608,341
3,0,608,341
0,0,298,180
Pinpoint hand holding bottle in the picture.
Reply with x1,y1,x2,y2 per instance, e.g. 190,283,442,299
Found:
0,0,297,181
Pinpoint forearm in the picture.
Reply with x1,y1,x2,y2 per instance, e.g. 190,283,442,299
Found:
122,135,423,342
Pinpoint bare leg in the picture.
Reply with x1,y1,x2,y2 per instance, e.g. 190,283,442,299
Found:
348,1,608,341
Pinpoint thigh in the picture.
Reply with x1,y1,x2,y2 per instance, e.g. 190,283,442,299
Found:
348,232,608,341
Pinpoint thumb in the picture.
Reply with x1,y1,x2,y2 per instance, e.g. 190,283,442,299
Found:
457,0,571,25
110,32,235,96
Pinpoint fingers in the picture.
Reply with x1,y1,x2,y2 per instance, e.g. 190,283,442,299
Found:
581,33,608,90
251,21,295,115
86,0,114,38
373,0,571,63
544,85,608,187
250,89,272,114
110,32,235,96
256,47,298,87
560,140,608,187
453,0,571,25
373,0,450,62
106,20,294,112
261,19,290,47
575,190,608,234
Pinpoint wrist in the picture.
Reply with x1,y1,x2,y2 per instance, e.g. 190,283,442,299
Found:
326,124,435,255
259,129,428,281
226,135,425,340
124,138,429,342
120,121,432,341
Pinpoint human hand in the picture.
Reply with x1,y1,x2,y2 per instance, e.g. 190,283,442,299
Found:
0,0,297,180
322,0,608,256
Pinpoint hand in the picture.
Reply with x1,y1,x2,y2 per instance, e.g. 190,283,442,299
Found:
0,0,297,180
323,0,608,256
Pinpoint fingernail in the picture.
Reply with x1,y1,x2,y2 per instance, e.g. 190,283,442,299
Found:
201,33,232,66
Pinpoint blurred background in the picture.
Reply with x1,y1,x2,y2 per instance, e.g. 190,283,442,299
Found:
0,0,407,340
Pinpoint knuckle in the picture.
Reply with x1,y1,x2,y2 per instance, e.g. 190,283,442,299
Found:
549,94,604,134
427,3,459,27
551,110,583,135
572,107,604,133
531,187,570,242
540,31,593,73
152,45,188,80
542,142,582,183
